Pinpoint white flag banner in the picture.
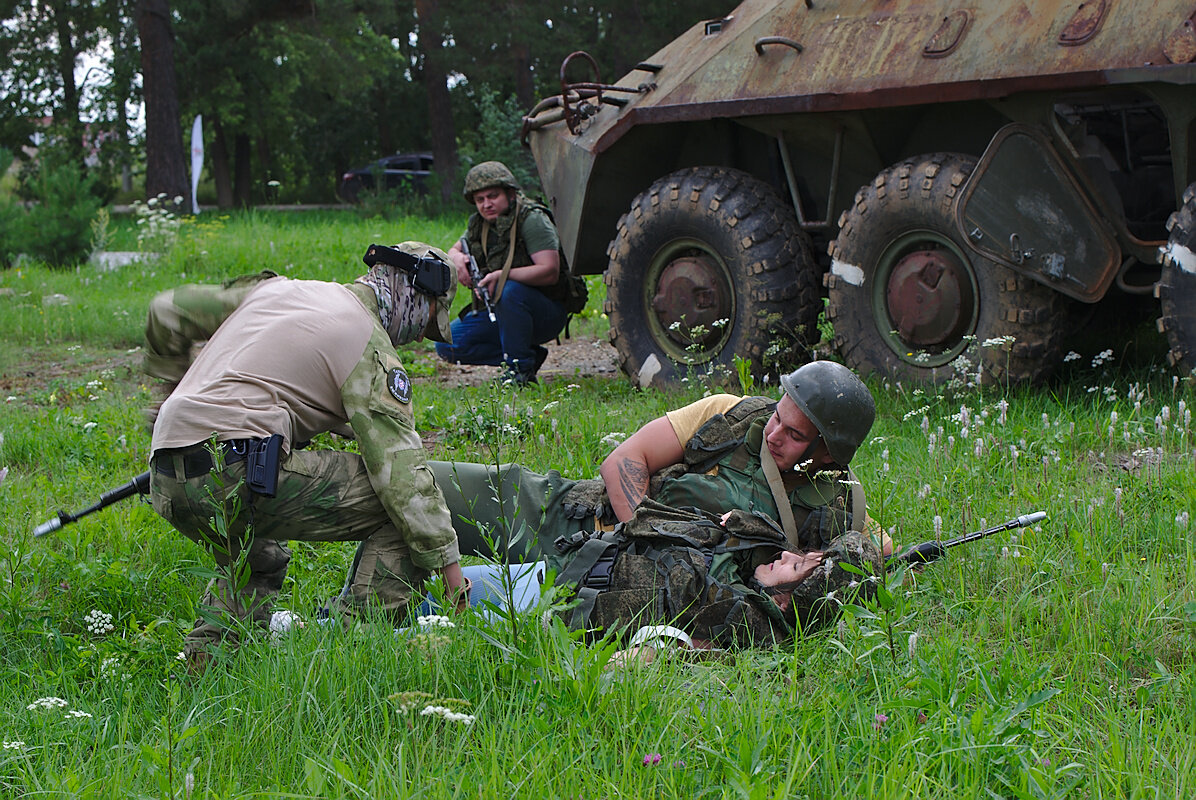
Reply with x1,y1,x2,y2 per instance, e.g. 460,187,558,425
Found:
190,115,203,214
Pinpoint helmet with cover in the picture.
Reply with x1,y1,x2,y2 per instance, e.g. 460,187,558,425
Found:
779,361,875,466
462,161,520,203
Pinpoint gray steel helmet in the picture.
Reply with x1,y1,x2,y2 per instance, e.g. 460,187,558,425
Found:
779,361,875,466
463,161,520,202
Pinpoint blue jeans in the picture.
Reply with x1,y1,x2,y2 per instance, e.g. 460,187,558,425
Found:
417,562,544,617
435,281,567,378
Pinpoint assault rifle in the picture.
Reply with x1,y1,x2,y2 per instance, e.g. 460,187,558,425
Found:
458,236,497,323
33,471,151,538
886,511,1046,567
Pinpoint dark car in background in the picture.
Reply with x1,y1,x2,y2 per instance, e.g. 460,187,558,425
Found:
338,152,434,202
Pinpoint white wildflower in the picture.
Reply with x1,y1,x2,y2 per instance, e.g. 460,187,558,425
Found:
84,609,114,635
419,705,475,725
27,697,69,711
416,615,456,628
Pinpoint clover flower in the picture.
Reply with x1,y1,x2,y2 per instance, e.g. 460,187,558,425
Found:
27,697,69,711
872,713,889,730
84,609,114,635
642,753,662,766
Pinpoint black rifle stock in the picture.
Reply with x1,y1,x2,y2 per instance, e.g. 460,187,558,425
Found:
458,236,497,322
886,511,1046,567
34,471,152,537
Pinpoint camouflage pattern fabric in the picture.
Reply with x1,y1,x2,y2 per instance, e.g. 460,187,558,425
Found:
464,196,573,305
152,446,431,649
462,160,520,201
548,501,881,647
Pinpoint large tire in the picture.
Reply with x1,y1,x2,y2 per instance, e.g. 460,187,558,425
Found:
605,167,820,388
1159,182,1196,375
826,153,1071,386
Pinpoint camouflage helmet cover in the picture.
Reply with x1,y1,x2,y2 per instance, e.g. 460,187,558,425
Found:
779,361,875,466
388,241,457,344
462,161,520,203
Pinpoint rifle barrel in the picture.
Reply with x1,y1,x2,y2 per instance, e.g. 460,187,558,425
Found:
34,471,152,537
887,510,1045,566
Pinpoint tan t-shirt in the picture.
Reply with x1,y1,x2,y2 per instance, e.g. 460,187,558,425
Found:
665,393,745,448
151,278,371,452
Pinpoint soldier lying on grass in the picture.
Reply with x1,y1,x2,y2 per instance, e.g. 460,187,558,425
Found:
349,361,894,653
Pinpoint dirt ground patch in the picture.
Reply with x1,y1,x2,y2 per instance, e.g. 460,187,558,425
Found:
0,334,623,400
415,332,622,388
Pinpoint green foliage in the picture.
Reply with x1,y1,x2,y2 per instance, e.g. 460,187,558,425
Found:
457,87,542,196
5,157,103,268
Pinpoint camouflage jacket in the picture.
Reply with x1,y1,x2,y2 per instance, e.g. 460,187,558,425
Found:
548,500,796,647
548,498,882,647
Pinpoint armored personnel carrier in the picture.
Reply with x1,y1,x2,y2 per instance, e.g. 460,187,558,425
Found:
522,0,1196,386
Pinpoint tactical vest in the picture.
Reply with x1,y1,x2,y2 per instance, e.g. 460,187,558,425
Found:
465,195,571,304
650,397,855,551
547,500,794,647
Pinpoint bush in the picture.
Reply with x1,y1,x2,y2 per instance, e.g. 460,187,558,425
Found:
458,87,542,196
8,157,103,268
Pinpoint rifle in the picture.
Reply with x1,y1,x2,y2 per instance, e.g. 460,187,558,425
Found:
34,471,152,537
886,511,1046,567
458,236,497,323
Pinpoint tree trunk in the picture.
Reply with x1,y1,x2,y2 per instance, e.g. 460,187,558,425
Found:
210,117,234,209
50,1,85,169
137,0,187,205
234,132,252,207
512,42,534,110
415,0,458,205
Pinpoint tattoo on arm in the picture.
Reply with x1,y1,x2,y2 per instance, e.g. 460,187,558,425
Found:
616,459,650,509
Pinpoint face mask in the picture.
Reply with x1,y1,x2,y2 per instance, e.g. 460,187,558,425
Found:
356,262,432,346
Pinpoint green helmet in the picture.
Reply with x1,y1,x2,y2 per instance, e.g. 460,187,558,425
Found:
462,161,520,202
779,361,875,466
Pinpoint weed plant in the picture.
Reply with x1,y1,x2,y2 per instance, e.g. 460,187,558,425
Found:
0,212,1193,797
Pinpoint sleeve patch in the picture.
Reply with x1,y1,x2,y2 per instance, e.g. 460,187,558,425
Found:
387,367,412,404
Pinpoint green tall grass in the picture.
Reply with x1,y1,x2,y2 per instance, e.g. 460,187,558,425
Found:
0,210,1193,797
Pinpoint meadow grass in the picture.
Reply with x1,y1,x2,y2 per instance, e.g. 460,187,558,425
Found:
0,210,1194,798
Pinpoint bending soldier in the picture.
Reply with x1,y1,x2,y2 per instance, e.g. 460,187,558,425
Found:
144,242,469,667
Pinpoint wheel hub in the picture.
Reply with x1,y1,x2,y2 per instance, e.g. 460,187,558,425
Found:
885,249,975,348
651,255,731,347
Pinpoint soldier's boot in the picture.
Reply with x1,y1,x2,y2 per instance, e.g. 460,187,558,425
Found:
183,537,291,658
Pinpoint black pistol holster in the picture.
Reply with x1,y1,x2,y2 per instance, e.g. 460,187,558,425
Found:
244,434,284,497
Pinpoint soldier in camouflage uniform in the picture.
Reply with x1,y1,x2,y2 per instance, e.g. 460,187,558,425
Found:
436,161,572,385
403,362,890,646
144,242,469,662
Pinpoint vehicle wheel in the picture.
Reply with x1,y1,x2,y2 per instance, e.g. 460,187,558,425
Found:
604,166,820,388
826,153,1071,385
1159,182,1196,375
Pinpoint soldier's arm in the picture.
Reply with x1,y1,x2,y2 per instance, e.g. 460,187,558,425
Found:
143,273,276,384
340,335,465,595
599,415,685,523
477,249,559,291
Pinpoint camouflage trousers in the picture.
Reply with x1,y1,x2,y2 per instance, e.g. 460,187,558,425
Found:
151,444,429,650
420,460,586,561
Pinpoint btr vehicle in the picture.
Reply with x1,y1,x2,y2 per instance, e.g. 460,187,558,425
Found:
522,0,1196,387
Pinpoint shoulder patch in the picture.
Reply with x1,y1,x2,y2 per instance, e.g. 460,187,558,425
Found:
387,367,412,404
